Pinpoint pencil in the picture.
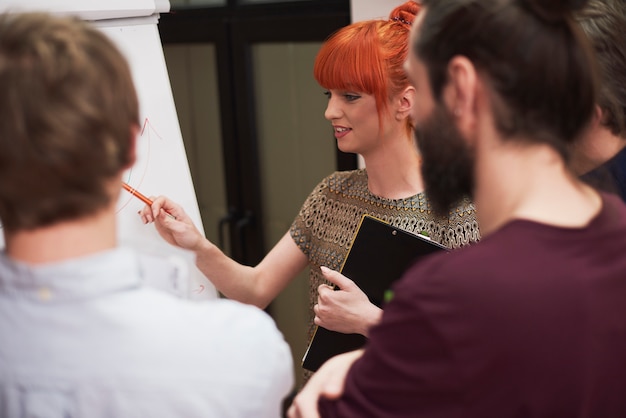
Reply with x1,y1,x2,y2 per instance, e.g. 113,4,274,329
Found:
122,182,176,219
122,182,153,206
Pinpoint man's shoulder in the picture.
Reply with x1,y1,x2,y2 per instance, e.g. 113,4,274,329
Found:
409,235,498,274
103,291,293,388
399,203,626,291
141,290,284,341
394,225,526,295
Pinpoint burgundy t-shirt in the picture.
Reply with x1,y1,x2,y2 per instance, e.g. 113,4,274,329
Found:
319,193,626,417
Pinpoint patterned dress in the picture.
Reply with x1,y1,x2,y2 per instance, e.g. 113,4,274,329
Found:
289,169,480,381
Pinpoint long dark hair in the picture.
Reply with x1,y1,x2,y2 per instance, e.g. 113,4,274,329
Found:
416,0,598,160
576,0,626,137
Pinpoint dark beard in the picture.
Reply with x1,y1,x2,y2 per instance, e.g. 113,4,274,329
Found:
415,104,475,217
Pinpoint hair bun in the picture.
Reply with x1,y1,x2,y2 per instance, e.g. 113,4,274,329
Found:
523,0,589,22
388,0,421,26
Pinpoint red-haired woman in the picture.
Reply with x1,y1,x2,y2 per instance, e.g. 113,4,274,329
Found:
140,0,479,378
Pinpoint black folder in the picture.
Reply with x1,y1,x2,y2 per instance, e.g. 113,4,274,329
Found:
301,214,448,372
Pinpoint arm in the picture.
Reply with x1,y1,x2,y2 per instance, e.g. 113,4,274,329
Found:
314,261,464,417
314,267,382,336
287,349,364,418
140,195,308,308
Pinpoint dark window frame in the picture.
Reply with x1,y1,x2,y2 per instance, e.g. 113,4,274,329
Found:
159,1,356,264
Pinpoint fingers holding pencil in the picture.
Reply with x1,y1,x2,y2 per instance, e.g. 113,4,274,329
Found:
137,195,178,224
122,183,204,251
122,182,175,222
138,195,205,251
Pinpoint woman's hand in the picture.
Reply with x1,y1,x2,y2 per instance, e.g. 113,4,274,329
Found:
314,266,382,336
138,195,205,252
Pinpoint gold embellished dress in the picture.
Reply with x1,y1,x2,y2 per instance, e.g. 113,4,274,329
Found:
289,169,480,380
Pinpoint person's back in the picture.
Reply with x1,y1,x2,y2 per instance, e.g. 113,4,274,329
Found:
0,250,293,417
349,192,626,416
0,12,293,417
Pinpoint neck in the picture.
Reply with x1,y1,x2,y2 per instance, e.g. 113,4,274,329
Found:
362,131,424,199
570,125,626,175
474,137,602,237
5,206,118,265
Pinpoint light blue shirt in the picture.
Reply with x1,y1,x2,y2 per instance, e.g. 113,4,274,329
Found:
0,248,294,417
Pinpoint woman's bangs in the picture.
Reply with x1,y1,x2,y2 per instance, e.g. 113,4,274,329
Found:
314,28,383,95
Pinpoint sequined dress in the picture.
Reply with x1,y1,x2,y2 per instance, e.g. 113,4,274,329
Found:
289,169,480,379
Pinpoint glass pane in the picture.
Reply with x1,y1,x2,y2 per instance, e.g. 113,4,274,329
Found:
163,43,229,252
252,41,335,387
169,0,226,9
239,0,311,4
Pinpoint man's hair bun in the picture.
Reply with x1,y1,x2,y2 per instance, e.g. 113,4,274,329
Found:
523,0,589,22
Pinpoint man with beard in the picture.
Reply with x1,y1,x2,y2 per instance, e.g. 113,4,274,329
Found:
287,0,626,417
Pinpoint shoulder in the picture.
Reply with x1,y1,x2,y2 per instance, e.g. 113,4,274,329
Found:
298,169,367,205
448,196,477,219
600,191,626,218
169,296,287,345
116,287,289,357
200,299,292,363
125,292,294,386
193,299,295,395
404,240,491,283
443,196,481,246
318,169,366,192
392,228,512,300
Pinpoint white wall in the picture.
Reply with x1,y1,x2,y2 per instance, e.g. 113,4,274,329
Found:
350,0,406,168
0,0,169,20
350,0,405,23
0,0,216,299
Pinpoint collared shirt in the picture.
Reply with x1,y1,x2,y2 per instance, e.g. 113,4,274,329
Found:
0,247,294,417
581,146,626,202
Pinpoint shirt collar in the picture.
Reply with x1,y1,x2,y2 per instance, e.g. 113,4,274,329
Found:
0,247,144,303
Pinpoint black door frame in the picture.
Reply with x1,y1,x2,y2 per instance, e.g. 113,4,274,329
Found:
159,1,356,265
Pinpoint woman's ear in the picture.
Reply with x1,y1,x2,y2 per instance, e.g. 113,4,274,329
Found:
396,85,416,121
